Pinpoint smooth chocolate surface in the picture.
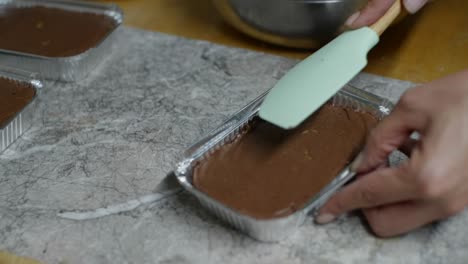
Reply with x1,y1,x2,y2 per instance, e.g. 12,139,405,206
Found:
194,105,378,219
0,6,117,57
0,78,36,128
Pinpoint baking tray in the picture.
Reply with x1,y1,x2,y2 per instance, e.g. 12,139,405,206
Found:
0,0,123,82
0,67,42,154
175,85,394,242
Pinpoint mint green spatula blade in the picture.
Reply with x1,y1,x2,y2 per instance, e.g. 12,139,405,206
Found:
259,27,379,129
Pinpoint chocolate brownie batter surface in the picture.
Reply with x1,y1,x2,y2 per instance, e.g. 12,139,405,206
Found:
0,78,36,128
194,105,378,219
0,6,117,57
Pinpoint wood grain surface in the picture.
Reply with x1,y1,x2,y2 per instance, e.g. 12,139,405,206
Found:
102,0,468,83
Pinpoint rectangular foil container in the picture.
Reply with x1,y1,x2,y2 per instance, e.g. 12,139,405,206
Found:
175,85,394,242
0,0,123,82
0,67,42,154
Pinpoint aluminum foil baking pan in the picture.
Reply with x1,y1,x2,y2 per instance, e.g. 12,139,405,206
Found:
175,85,394,242
0,67,42,154
0,0,123,82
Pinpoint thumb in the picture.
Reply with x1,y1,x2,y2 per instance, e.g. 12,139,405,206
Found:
346,0,428,28
315,166,416,224
345,0,395,28
403,0,428,14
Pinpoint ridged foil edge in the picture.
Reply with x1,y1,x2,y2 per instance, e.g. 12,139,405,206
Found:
0,0,123,82
175,85,394,242
0,68,42,154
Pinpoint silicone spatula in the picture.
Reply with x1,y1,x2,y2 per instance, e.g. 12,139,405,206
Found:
259,1,402,129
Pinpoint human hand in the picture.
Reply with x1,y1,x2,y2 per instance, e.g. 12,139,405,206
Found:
316,70,468,237
346,0,429,28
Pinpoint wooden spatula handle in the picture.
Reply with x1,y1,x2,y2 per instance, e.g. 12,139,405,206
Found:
370,0,402,36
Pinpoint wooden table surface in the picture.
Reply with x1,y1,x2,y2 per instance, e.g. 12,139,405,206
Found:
101,0,467,83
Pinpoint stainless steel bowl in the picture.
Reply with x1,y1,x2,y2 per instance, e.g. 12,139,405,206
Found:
213,0,368,49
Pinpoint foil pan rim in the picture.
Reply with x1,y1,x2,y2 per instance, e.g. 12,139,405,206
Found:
0,67,43,153
175,85,394,241
0,0,123,59
0,0,124,81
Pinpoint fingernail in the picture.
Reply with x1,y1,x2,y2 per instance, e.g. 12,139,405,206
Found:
345,11,360,27
403,0,428,14
315,213,336,224
351,152,364,172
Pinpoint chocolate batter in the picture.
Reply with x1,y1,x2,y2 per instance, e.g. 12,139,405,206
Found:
0,77,36,128
194,105,378,219
0,6,117,57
